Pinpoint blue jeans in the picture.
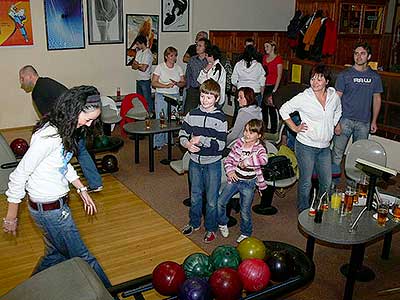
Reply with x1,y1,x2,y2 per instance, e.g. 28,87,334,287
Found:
189,160,221,232
154,92,179,148
331,118,370,174
29,200,111,288
77,137,102,189
295,140,332,213
137,80,153,113
217,178,256,236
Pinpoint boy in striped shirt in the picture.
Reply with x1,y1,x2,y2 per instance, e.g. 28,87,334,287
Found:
179,79,228,243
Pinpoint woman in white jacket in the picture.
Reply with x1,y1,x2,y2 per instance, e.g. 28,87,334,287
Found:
279,64,342,213
231,45,265,107
197,45,226,107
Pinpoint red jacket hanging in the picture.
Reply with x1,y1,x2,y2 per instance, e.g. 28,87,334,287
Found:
322,18,337,56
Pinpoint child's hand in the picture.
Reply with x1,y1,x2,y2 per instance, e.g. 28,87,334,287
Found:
190,136,201,145
187,141,200,153
227,171,238,182
238,160,247,169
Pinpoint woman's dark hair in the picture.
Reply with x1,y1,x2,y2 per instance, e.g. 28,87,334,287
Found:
34,85,101,154
205,45,221,60
310,63,332,85
133,35,147,45
242,45,258,68
238,87,257,107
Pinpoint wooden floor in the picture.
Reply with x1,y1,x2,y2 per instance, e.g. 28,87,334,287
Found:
0,175,203,297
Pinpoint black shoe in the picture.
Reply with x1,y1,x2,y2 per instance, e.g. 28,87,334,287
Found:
88,186,103,193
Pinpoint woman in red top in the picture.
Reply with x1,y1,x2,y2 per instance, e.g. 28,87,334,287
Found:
262,40,283,133
262,40,283,105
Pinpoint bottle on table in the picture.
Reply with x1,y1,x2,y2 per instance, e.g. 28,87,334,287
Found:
159,109,166,128
116,87,121,102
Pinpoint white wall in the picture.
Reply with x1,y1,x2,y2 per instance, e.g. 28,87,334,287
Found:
0,0,293,129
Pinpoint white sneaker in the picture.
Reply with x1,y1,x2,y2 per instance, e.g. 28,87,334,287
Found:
236,234,249,243
218,225,229,238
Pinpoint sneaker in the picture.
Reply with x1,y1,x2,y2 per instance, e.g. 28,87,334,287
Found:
218,225,229,238
236,234,249,243
88,186,103,193
203,231,216,243
154,146,163,151
182,224,200,236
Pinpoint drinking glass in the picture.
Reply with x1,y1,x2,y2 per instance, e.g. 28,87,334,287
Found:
392,197,400,222
344,185,355,214
331,188,342,211
357,174,369,202
377,199,389,226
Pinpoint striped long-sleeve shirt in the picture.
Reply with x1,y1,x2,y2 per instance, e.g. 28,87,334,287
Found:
179,106,227,164
224,138,268,191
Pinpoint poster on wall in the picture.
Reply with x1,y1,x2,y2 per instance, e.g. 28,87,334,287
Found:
44,0,85,50
0,0,33,47
87,0,123,45
125,14,159,66
161,0,189,32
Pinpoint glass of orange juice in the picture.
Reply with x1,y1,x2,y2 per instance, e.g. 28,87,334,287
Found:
331,188,342,211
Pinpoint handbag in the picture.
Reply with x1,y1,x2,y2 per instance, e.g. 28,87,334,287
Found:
262,155,295,182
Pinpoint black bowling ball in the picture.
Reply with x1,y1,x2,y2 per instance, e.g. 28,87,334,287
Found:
101,155,118,173
266,250,295,282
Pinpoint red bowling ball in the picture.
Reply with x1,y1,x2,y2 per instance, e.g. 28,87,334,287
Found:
209,267,243,300
152,261,186,296
10,138,29,157
238,258,270,292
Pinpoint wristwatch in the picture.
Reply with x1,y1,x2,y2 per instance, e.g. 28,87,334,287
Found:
77,186,88,194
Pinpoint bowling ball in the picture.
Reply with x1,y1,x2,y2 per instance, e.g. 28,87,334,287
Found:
101,155,118,172
94,135,110,149
178,277,211,300
182,253,213,279
266,250,296,282
152,261,186,296
209,267,242,300
211,245,241,270
238,258,270,292
236,237,267,260
10,138,29,157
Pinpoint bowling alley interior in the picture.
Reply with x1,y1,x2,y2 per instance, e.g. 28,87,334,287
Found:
1,0,400,300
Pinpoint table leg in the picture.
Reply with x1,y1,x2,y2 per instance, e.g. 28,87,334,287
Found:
306,236,315,260
149,134,154,172
381,231,392,260
343,244,366,300
134,134,139,164
160,131,174,165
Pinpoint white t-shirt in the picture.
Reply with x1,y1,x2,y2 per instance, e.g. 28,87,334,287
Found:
6,124,79,203
153,62,184,94
135,48,153,80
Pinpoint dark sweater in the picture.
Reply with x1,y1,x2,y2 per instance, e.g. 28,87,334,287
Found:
31,77,68,116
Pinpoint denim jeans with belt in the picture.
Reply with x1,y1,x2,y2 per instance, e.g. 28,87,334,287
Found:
295,140,332,213
28,199,111,288
217,178,256,236
331,118,370,175
189,159,221,232
77,137,102,189
137,79,153,113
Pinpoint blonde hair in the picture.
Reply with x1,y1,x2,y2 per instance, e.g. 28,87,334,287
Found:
265,40,278,54
200,79,220,99
163,46,178,62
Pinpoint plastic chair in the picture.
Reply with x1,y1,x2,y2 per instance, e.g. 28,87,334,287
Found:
345,139,387,182
253,141,297,215
100,96,122,125
0,133,17,194
169,151,190,175
264,120,286,145
126,97,148,120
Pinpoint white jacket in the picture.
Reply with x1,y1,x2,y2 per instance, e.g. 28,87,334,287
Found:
197,59,226,105
231,60,265,93
279,87,342,148
6,125,79,203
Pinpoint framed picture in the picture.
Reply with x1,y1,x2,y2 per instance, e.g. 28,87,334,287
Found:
44,0,85,50
126,14,159,66
0,0,34,47
87,0,123,45
161,0,189,32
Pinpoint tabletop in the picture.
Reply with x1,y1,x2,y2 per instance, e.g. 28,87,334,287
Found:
298,207,399,245
123,120,181,135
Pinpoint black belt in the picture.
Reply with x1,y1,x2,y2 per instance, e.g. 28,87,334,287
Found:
28,195,69,211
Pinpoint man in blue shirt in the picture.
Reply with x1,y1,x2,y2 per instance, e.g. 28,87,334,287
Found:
331,42,383,177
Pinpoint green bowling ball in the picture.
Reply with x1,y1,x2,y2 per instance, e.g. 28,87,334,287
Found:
94,135,110,149
211,245,241,270
236,237,267,260
182,253,214,278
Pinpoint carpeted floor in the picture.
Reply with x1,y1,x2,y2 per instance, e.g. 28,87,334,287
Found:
110,126,400,300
